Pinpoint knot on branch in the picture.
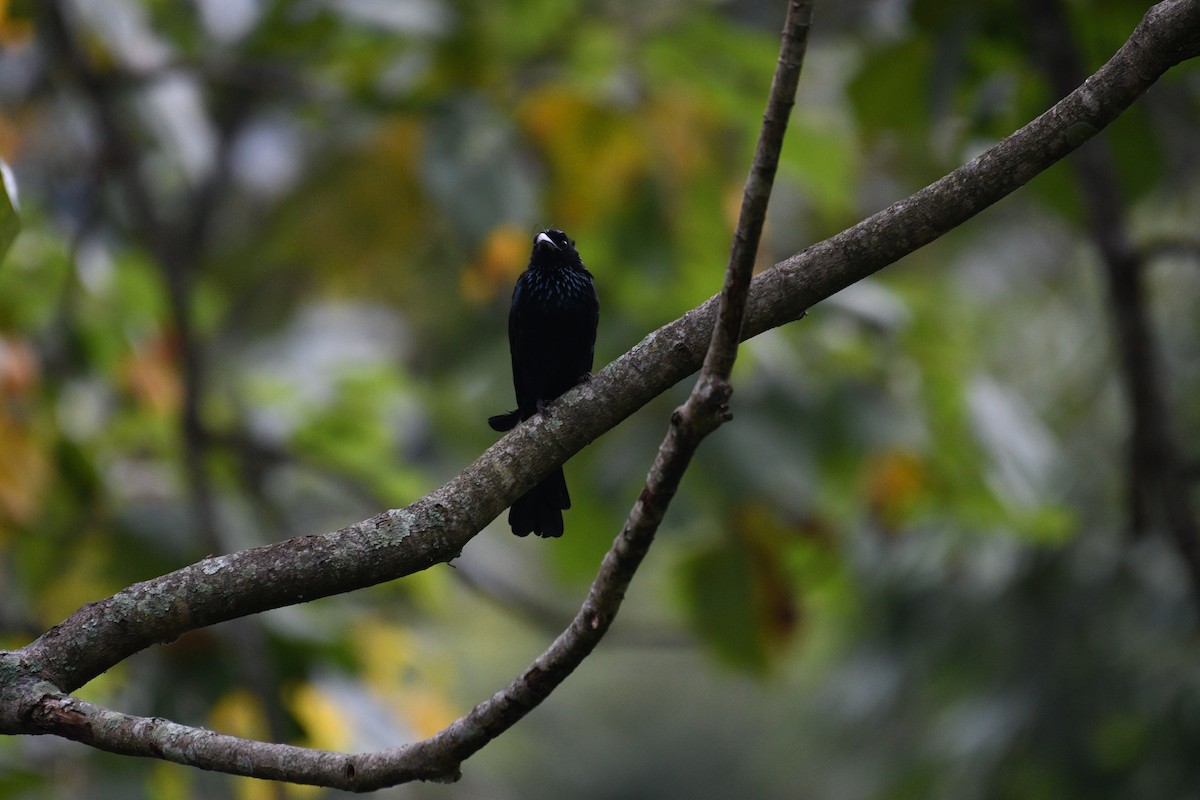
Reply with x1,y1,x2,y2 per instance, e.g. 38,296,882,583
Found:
0,652,62,735
674,377,734,440
27,694,89,737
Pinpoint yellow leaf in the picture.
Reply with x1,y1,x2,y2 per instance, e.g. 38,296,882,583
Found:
353,619,459,738
120,335,182,416
0,338,45,528
0,0,34,47
209,688,269,741
517,85,649,227
287,681,354,752
0,410,48,526
211,689,297,800
867,448,927,531
643,91,721,186
36,535,121,626
148,761,194,800
461,223,530,304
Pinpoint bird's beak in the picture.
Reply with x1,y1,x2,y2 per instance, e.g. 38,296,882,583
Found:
535,232,558,249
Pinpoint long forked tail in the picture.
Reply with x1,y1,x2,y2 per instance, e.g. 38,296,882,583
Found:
508,467,570,538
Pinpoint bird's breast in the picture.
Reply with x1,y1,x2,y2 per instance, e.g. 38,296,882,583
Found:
524,269,593,310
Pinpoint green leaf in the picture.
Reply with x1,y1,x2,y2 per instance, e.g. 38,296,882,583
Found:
679,537,768,673
849,37,934,143
779,115,858,219
677,505,803,674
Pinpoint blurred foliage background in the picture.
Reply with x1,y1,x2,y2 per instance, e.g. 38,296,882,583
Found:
1,0,1200,797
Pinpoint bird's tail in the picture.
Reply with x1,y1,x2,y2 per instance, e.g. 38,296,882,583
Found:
488,410,520,432
508,467,570,538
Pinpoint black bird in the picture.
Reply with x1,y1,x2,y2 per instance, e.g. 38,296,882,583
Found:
489,229,599,537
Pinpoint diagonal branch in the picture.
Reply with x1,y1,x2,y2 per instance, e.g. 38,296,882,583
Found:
3,0,1200,788
8,0,1198,698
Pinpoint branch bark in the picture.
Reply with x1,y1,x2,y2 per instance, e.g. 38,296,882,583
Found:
3,0,1199,789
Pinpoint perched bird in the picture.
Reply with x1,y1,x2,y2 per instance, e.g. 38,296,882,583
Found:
489,229,599,537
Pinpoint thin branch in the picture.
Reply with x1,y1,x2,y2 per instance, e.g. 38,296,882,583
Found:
398,0,815,779
702,0,813,383
4,0,1200,788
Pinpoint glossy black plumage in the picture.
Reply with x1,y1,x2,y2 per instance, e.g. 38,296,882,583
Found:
489,229,599,537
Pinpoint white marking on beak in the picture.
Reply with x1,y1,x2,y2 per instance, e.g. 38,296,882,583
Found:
535,232,557,248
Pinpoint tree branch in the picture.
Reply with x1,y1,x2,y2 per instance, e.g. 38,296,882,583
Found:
6,1,816,789
10,0,1198,700
3,0,1200,789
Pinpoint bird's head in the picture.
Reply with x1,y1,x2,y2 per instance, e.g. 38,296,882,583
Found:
530,229,580,269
